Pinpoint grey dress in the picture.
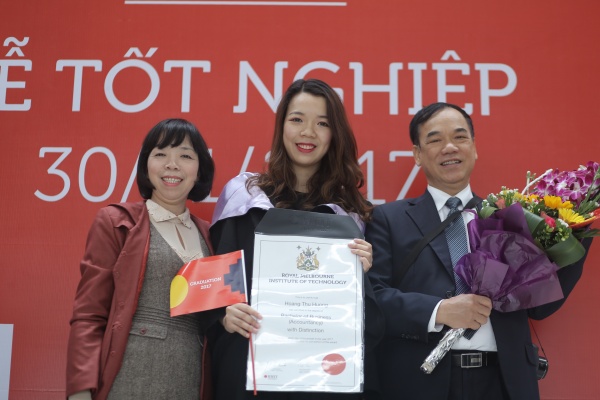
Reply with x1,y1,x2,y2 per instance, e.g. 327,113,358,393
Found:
108,224,210,400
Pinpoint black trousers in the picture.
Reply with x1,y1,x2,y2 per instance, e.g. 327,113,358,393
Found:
448,362,510,400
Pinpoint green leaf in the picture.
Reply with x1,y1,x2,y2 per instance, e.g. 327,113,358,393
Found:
575,228,600,239
523,209,546,237
546,235,586,268
479,206,497,218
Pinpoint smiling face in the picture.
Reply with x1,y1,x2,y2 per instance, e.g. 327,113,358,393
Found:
147,136,199,214
282,92,332,190
412,107,478,195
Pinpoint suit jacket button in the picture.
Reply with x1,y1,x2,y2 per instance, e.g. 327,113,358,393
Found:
446,291,453,298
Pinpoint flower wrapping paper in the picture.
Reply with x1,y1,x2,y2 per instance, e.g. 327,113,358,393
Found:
455,203,564,312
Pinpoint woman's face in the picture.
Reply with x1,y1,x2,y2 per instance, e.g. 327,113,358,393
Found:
282,92,332,183
147,136,199,214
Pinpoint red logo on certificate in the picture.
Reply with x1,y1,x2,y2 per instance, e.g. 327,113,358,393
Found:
322,353,346,375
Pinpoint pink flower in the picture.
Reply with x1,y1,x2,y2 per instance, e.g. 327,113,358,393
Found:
540,211,556,228
496,198,506,209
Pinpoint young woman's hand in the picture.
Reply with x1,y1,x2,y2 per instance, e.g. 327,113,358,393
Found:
348,238,373,273
222,303,262,338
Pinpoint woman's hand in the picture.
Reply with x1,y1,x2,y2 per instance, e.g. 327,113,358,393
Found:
222,302,262,338
348,238,373,273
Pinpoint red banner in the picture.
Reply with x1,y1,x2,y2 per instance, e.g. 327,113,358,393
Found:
1,1,599,399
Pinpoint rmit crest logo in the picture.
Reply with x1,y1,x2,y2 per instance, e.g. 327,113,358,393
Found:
296,245,320,271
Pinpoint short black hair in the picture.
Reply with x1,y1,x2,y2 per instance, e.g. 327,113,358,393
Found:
409,102,475,145
137,118,214,202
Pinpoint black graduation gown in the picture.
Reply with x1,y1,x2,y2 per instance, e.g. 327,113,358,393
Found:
208,207,384,400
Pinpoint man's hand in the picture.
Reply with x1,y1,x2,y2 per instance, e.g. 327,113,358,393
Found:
436,294,492,330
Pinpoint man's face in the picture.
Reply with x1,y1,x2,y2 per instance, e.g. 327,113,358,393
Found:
412,107,478,195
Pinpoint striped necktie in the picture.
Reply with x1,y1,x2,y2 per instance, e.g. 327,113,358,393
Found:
444,196,475,339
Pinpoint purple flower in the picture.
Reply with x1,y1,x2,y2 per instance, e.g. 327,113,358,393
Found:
533,161,600,206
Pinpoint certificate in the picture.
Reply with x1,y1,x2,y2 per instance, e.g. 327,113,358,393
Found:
246,209,364,393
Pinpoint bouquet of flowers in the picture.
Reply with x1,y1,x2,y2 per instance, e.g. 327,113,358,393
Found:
480,160,600,266
421,161,600,374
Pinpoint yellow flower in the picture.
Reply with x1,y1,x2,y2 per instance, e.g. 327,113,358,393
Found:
520,193,539,204
560,200,574,209
543,195,573,209
543,196,562,209
558,208,585,224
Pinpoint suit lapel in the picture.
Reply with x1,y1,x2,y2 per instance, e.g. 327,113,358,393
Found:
406,192,454,279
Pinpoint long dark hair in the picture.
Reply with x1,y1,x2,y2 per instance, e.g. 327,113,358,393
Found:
249,79,372,222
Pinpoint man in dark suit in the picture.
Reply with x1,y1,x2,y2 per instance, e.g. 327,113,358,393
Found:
366,102,591,400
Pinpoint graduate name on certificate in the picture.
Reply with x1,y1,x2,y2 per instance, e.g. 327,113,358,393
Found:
247,235,364,393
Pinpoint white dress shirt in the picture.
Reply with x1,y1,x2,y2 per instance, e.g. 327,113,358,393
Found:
426,185,497,351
